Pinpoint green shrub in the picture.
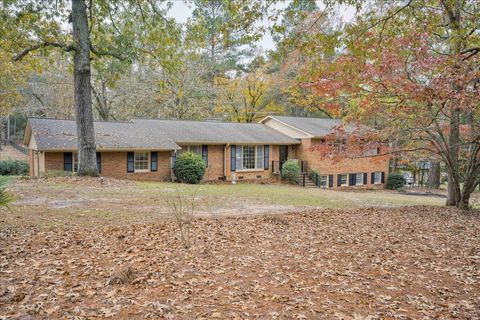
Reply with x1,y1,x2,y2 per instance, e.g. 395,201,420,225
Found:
386,172,406,190
0,160,28,176
281,160,300,184
173,152,206,184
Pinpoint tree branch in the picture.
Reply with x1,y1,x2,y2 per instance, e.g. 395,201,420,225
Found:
367,0,414,30
89,45,125,60
13,42,75,61
461,47,480,61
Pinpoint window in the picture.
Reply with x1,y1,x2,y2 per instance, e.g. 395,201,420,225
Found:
235,145,264,170
320,175,328,187
73,153,79,172
134,152,149,171
373,171,381,184
356,173,364,185
178,145,201,156
340,174,348,186
243,146,255,169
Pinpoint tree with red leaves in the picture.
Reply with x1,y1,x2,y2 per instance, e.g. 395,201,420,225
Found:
302,1,479,209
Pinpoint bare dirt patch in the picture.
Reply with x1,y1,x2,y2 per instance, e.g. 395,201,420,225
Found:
1,206,479,319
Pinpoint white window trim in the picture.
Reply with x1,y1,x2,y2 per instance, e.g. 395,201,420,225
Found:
373,171,382,184
340,174,348,186
320,175,328,188
236,145,264,171
236,168,265,172
356,173,364,185
134,151,150,173
72,152,79,173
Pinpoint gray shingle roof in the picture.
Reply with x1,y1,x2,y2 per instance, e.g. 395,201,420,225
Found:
27,118,180,151
132,119,299,145
26,117,299,151
267,116,342,137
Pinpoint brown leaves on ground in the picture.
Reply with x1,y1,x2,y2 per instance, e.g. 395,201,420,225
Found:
1,206,479,319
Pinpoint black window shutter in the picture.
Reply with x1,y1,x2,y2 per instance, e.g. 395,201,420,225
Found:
381,172,385,183
127,152,134,172
363,172,367,184
328,175,334,188
264,145,269,170
151,152,158,172
64,152,73,172
371,172,375,184
202,145,208,166
350,173,356,186
96,152,101,174
231,145,236,172
337,174,341,187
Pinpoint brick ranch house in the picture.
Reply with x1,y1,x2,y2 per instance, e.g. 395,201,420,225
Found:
23,116,389,187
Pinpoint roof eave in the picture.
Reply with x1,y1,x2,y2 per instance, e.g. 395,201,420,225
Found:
174,140,300,145
34,147,180,152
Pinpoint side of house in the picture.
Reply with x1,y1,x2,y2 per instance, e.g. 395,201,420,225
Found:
24,116,390,187
260,116,390,188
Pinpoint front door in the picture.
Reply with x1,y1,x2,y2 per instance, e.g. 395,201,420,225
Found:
279,145,288,168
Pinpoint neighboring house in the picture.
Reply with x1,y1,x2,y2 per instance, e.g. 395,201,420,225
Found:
259,116,390,187
23,116,389,187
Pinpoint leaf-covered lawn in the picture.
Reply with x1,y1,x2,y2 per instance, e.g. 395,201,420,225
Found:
1,203,479,319
4,177,450,230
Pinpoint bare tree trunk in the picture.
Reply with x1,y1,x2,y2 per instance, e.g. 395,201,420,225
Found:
426,161,440,189
72,0,98,176
390,156,398,172
446,108,460,206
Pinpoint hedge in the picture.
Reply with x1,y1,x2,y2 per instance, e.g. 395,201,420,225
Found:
173,152,206,184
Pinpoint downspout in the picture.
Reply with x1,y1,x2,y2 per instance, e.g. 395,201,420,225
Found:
224,143,229,179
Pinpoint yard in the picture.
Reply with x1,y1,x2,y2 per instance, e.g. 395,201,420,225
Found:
1,177,479,319
4,177,450,229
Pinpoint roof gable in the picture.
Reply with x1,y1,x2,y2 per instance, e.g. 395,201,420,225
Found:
260,116,342,138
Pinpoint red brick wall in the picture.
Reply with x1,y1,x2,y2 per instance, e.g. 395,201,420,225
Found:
203,145,225,181
101,151,172,181
43,151,172,181
297,138,390,187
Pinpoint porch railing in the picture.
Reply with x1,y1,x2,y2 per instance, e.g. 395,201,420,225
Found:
300,160,308,173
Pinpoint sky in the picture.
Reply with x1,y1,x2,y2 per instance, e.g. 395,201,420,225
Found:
167,1,356,52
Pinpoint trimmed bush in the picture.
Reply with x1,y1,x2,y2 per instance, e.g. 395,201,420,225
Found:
386,172,406,190
0,160,28,176
281,160,301,184
173,152,206,184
